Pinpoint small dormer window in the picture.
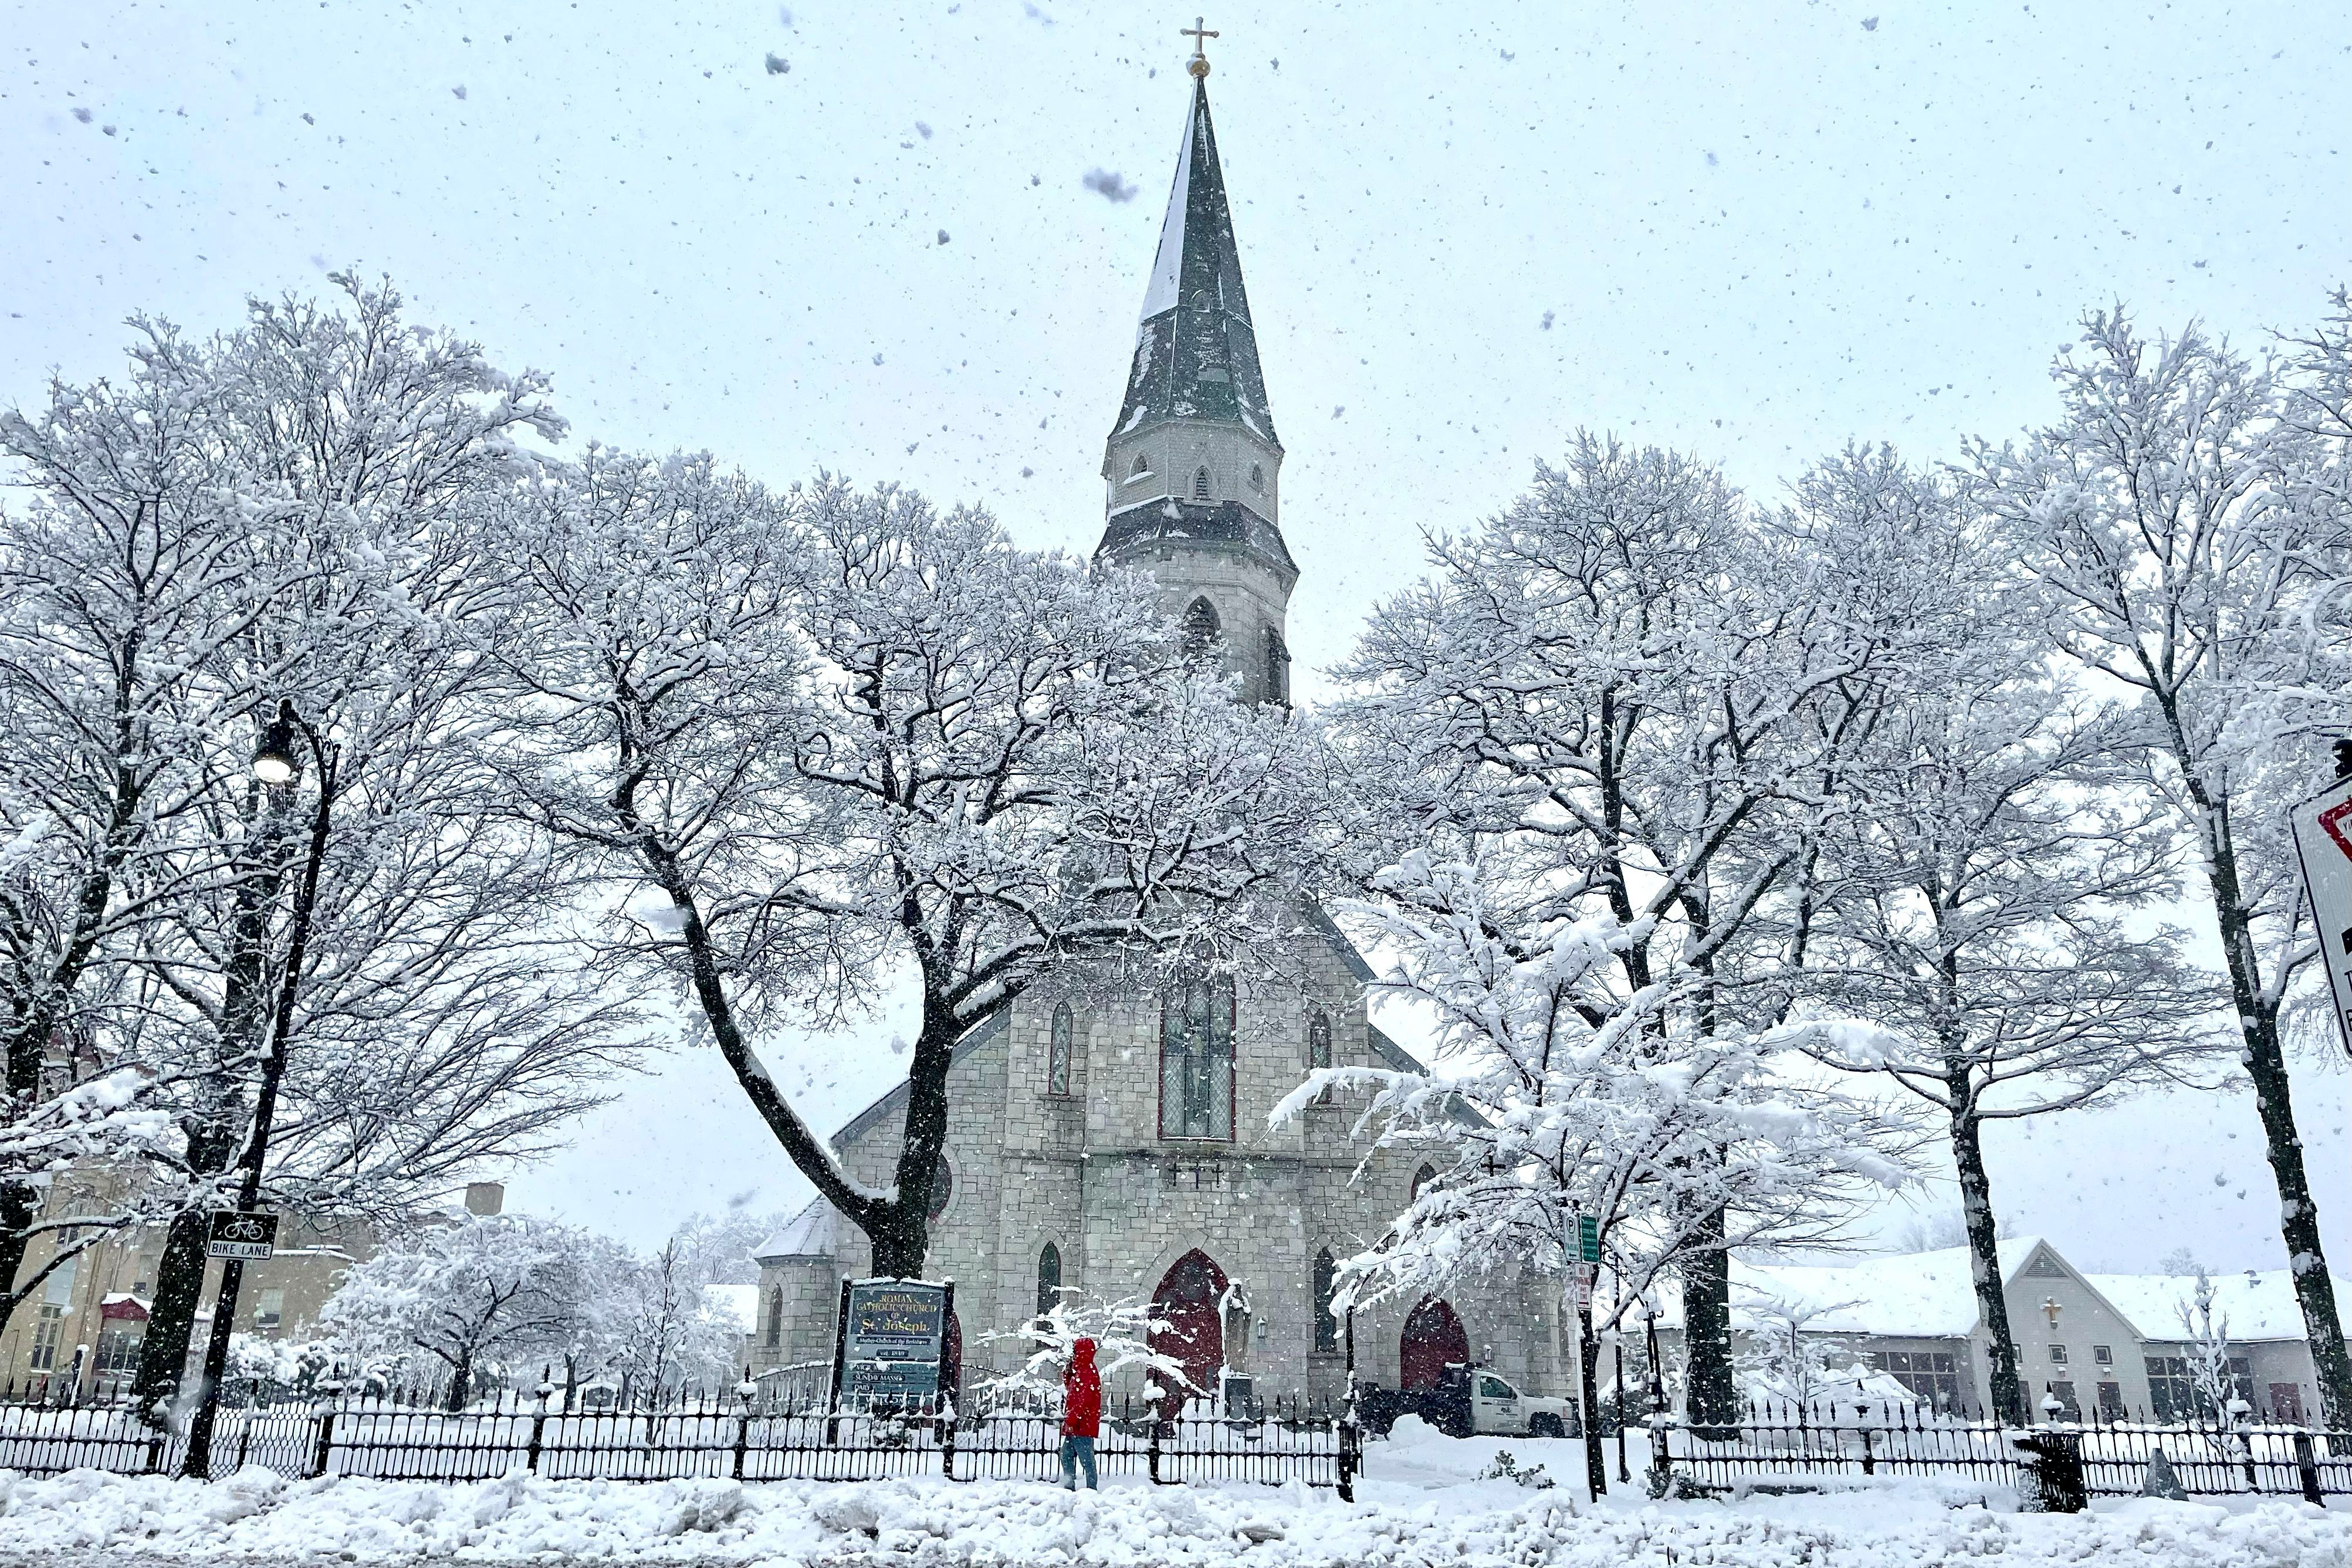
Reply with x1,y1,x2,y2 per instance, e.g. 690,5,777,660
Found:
1248,463,1264,491
1132,453,1151,476
1193,466,1211,500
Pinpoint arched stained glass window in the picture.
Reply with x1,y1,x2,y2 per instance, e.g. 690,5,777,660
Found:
1193,466,1212,499
1159,973,1236,1140
1307,1008,1332,1071
1048,1003,1074,1096
764,1287,785,1348
1410,1163,1437,1203
1312,1248,1340,1353
1132,452,1151,476
1037,1242,1062,1317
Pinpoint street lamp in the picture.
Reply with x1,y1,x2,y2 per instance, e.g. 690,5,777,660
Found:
182,699,340,1480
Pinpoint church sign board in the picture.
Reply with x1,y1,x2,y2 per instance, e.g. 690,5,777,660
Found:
831,1279,953,1404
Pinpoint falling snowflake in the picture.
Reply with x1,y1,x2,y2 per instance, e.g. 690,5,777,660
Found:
765,53,790,74
1083,168,1138,202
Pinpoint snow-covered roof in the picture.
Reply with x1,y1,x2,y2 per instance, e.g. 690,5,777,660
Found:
702,1283,760,1333
2084,1269,2319,1344
1656,1238,2050,1339
754,1196,845,1263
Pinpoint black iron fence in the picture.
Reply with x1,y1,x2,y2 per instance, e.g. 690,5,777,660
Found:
1659,1397,2351,1502
0,1381,1358,1496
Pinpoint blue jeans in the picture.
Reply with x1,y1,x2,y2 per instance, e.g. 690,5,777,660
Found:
1059,1434,1097,1489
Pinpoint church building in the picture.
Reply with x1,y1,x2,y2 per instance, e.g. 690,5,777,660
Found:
749,61,1567,1414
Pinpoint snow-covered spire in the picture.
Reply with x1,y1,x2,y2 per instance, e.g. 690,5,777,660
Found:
1112,76,1279,446
1097,67,1295,709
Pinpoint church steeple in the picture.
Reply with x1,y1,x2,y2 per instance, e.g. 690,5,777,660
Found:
1114,78,1281,451
1099,62,1295,706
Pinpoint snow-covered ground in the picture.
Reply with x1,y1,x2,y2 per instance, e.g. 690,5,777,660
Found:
0,1421,2341,1568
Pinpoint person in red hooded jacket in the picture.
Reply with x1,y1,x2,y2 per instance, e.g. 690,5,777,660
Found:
1060,1337,1101,1490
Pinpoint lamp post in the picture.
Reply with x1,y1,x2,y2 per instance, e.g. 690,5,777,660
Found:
182,699,339,1480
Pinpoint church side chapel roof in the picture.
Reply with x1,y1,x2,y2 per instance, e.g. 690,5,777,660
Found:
1112,78,1281,451
755,1194,850,1263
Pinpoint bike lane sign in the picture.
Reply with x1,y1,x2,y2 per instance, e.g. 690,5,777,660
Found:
207,1211,278,1261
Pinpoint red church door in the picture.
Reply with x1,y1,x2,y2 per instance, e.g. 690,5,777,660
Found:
1150,1249,1228,1418
1399,1297,1468,1390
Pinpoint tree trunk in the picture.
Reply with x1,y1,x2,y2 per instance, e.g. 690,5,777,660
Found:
134,798,288,1426
448,1349,472,1413
1680,1207,1738,1439
1950,1105,2024,1425
2171,731,2352,1429
0,1181,38,1329
869,990,959,1279
1575,1296,1607,1498
131,1126,238,1427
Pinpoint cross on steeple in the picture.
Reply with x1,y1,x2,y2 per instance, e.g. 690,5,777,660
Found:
1183,16,1217,78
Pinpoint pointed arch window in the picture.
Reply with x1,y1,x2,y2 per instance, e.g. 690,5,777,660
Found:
1037,1242,1063,1317
1312,1248,1340,1353
1307,1008,1332,1070
1131,452,1152,476
764,1287,785,1348
1159,973,1236,1140
1248,462,1264,492
1048,1002,1074,1097
1181,596,1220,654
1410,1163,1437,1203
1193,466,1211,500
1264,629,1291,706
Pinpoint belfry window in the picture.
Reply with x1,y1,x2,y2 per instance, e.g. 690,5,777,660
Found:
1048,1002,1074,1096
1181,596,1220,654
1264,629,1291,706
1248,463,1264,491
1159,973,1236,1140
1132,453,1151,476
1193,466,1211,499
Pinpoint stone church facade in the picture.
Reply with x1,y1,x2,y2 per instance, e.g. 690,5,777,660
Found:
749,69,1567,1412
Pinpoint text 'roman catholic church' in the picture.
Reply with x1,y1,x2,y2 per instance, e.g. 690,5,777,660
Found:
747,58,1567,1410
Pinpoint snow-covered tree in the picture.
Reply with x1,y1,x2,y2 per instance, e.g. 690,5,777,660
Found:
0,313,300,1326
481,460,1316,1277
322,1212,595,1409
592,1237,746,1396
1968,304,2352,1425
1778,448,2229,1424
977,1288,1187,1410
1731,1290,1902,1414
2177,1268,2241,1421
1320,434,1919,1438
56,278,645,1427
1275,849,1911,1462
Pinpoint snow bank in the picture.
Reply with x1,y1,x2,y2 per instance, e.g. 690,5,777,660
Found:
0,1464,2340,1567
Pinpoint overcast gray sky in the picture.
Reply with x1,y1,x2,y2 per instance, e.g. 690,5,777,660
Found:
5,0,2346,1272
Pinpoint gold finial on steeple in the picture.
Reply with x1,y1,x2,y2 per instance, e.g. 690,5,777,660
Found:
1182,15,1217,79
